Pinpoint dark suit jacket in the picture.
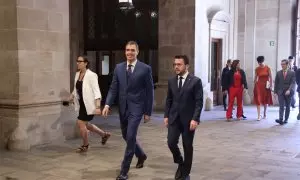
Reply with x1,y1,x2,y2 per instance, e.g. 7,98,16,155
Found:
296,69,300,92
105,61,154,116
289,65,297,72
164,74,203,126
221,66,230,91
223,69,248,90
274,70,295,95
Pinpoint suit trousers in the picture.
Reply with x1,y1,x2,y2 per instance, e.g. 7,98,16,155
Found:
291,93,296,107
278,93,292,121
167,117,195,176
120,110,145,175
223,93,227,110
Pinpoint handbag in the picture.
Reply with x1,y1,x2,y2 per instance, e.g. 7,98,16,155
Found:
266,81,270,89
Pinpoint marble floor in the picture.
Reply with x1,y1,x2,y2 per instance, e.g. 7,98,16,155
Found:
1,106,300,180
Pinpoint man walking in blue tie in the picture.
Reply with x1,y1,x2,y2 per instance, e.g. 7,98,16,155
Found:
102,41,154,180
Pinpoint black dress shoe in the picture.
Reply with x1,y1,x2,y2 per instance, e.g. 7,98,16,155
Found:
283,120,288,124
175,164,183,180
242,115,247,120
116,174,128,180
275,119,284,125
136,155,147,168
297,114,300,120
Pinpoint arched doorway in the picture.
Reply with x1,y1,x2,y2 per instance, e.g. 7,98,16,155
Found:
207,9,231,105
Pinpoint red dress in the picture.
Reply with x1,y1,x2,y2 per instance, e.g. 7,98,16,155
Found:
253,66,273,105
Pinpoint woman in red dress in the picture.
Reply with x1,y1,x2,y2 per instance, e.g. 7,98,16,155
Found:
253,56,273,121
225,60,248,121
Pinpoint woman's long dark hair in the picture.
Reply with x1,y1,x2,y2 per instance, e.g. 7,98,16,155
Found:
231,59,240,72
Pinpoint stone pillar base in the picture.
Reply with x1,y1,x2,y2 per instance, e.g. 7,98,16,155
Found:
154,82,168,111
203,83,213,111
1,103,79,151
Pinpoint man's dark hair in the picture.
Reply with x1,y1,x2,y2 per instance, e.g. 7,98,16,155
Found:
256,56,264,63
231,59,240,71
288,56,293,60
174,55,189,65
282,59,289,65
126,40,139,51
227,59,231,64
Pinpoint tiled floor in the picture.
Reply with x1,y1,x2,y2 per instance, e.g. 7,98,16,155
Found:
1,106,300,180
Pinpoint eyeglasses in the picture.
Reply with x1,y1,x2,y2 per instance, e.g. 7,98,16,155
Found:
77,60,85,63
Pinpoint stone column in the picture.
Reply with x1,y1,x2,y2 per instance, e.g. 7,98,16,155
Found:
0,0,78,150
277,0,293,70
70,0,84,90
0,0,19,149
237,0,246,61
155,0,195,110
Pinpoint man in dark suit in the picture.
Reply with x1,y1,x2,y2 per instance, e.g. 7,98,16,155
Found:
102,41,154,180
164,55,203,180
274,59,296,125
296,68,300,120
288,56,297,108
221,59,231,111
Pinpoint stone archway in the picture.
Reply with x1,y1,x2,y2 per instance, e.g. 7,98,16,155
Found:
206,8,232,108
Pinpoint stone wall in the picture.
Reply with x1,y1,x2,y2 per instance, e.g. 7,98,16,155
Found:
155,0,195,110
237,0,296,104
0,0,78,150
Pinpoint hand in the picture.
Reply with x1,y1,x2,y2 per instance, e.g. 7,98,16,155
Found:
102,106,110,117
94,108,102,115
190,120,198,131
164,118,168,127
285,90,290,96
144,115,151,123
69,94,74,102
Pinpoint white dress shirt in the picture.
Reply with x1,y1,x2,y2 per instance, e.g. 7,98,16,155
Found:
127,59,137,72
178,71,189,87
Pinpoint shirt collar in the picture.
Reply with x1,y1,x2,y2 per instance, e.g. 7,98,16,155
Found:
178,71,189,79
127,59,137,67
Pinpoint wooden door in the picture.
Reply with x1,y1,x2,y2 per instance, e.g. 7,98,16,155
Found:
211,39,222,105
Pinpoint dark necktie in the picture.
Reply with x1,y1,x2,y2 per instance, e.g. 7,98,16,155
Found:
127,64,133,74
179,76,183,90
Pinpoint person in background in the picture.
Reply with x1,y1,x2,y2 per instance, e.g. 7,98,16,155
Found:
288,56,297,108
274,59,296,125
253,56,273,121
224,60,248,121
221,59,231,111
296,67,300,120
70,56,111,153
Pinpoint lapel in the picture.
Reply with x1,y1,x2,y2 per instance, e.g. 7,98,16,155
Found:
121,62,128,87
171,76,179,95
131,61,140,78
74,71,79,82
179,74,193,97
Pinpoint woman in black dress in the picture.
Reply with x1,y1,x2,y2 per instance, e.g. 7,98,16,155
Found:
70,56,111,153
